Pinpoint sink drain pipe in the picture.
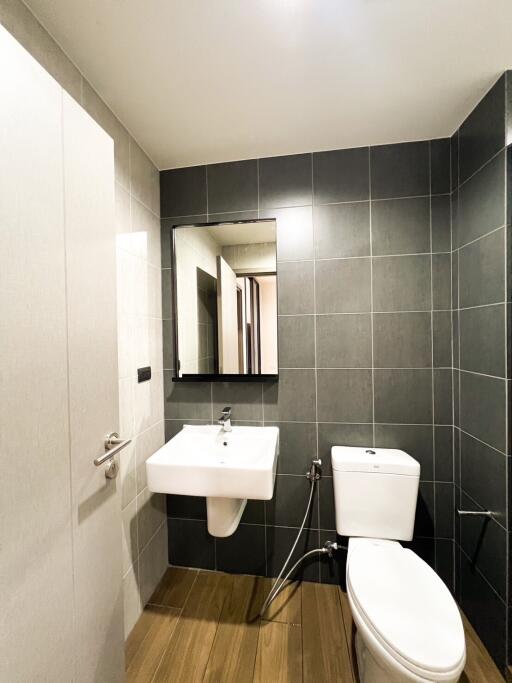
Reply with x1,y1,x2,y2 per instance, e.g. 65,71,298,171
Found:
259,458,339,617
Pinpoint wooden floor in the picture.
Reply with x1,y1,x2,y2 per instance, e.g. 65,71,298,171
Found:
126,567,505,683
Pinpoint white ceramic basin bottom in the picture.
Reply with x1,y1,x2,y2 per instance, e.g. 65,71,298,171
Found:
146,424,279,537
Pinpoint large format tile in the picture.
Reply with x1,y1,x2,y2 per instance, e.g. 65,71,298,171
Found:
430,138,451,195
370,141,429,199
263,369,316,422
259,153,312,208
212,382,263,421
216,524,267,576
374,369,432,424
164,372,211,419
372,254,431,311
315,258,371,313
458,151,505,247
316,313,372,368
460,431,507,523
458,74,505,184
314,202,370,259
207,160,258,213
167,518,215,569
458,228,506,308
313,146,369,204
459,493,507,601
317,369,373,423
432,253,451,310
434,369,453,425
266,474,319,528
459,304,506,377
160,166,207,217
278,315,315,368
373,312,431,368
268,421,317,475
374,424,434,481
434,426,454,482
459,371,506,453
431,194,451,253
277,260,314,315
371,197,430,256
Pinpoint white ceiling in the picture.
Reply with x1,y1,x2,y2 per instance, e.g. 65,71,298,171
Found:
24,0,512,170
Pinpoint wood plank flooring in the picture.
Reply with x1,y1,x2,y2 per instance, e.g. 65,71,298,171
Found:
126,567,505,683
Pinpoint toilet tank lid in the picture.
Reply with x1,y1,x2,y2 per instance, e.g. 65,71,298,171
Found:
331,446,420,476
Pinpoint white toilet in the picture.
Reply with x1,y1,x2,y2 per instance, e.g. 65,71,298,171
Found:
332,446,466,683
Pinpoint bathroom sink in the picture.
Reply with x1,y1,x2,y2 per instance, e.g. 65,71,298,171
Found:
146,424,279,536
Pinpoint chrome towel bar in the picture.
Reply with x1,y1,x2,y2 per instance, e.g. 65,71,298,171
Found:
456,509,493,518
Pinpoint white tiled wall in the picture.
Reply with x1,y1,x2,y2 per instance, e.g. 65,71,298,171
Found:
0,0,167,641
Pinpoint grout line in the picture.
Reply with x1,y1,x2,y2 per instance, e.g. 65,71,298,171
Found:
454,223,506,252
428,141,437,570
458,428,509,457
369,146,376,448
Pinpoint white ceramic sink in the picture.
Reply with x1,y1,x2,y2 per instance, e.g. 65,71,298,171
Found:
146,424,279,536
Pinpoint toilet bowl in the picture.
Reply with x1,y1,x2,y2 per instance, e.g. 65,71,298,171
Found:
347,538,465,683
331,446,466,683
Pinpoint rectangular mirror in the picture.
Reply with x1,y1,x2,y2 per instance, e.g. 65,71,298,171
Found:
172,219,278,380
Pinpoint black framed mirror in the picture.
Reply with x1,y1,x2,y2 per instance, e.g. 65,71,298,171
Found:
171,218,278,381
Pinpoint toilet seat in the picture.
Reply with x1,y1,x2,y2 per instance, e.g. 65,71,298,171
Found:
347,539,466,681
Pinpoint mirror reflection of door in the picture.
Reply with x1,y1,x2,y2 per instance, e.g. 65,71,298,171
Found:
173,219,278,378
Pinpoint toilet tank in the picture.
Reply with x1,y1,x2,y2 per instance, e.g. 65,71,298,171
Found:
332,446,420,541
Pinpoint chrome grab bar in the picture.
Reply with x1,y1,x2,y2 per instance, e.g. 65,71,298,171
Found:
94,432,132,466
456,509,493,518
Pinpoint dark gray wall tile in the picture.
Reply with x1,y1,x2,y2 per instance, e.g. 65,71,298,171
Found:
415,482,435,537
460,432,507,524
373,312,431,368
374,369,432,424
435,482,454,538
207,160,258,213
161,268,173,320
313,147,369,204
458,151,505,247
216,524,266,576
162,319,175,369
167,494,206,520
319,479,336,530
266,527,320,581
265,474,319,528
460,493,506,600
313,202,370,259
432,253,451,310
450,132,459,192
459,551,507,670
260,206,313,261
459,228,506,308
160,166,207,217
263,369,316,422
433,311,452,367
208,209,259,222
277,260,314,314
405,537,435,568
316,313,372,368
374,424,434,480
318,423,373,476
370,141,429,199
315,258,371,313
268,422,317,475
259,153,312,208
431,195,451,253
435,426,454,482
317,369,373,423
430,138,451,195
373,255,431,311
371,197,430,256
434,369,453,425
164,371,211,419
212,382,263,421
436,539,454,592
459,304,506,377
278,315,315,368
167,518,215,569
460,371,506,452
459,74,505,184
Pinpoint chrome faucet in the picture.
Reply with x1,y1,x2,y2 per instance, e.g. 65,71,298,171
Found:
218,406,232,432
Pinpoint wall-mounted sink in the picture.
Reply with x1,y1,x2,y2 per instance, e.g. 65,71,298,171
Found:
146,424,279,537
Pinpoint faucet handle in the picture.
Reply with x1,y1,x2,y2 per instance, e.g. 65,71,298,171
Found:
221,406,231,416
